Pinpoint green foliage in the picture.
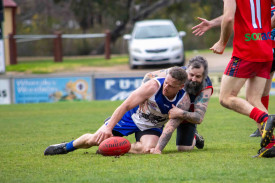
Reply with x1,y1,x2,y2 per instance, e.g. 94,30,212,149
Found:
0,97,275,183
149,1,224,50
15,0,225,56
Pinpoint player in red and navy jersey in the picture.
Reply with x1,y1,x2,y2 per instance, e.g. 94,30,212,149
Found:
191,3,275,157
142,56,213,154
210,0,275,157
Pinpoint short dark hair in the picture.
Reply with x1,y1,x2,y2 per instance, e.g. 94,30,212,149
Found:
168,66,187,84
187,56,208,79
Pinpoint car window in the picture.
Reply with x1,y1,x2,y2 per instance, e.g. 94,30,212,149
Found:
134,25,177,39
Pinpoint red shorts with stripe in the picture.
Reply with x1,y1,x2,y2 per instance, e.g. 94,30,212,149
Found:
224,57,272,79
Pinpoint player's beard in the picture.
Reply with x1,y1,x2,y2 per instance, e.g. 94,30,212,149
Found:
184,80,204,95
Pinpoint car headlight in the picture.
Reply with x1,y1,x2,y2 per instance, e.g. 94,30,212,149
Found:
132,48,142,53
171,45,182,51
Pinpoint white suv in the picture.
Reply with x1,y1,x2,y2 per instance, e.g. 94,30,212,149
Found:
123,20,186,69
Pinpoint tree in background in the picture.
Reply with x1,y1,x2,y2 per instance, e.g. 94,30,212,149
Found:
14,0,224,56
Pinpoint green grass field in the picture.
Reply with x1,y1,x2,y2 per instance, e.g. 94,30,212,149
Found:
0,97,274,183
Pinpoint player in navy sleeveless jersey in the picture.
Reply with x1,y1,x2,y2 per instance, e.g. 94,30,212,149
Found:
44,67,190,155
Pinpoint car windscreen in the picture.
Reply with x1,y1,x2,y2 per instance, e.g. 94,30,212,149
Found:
134,25,178,39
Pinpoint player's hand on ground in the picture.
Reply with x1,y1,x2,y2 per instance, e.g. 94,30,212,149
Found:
192,17,211,36
95,126,113,145
150,148,162,154
210,41,225,54
169,104,184,119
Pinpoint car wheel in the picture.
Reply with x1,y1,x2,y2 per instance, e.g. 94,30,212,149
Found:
130,64,138,69
129,58,137,69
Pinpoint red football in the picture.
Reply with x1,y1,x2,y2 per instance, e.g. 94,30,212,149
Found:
98,137,131,156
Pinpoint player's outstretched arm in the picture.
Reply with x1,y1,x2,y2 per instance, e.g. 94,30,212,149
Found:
168,88,212,124
95,80,159,144
192,16,223,36
151,118,182,154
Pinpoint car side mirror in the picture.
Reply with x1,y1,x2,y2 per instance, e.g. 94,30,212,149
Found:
123,34,132,40
179,31,186,38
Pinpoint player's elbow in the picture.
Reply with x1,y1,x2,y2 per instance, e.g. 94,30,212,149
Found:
223,16,234,25
122,104,132,112
196,119,203,124
192,113,204,124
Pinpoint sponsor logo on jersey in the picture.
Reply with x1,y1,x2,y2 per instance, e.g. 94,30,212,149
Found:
245,32,271,41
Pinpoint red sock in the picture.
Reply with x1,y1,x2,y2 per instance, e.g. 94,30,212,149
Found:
249,107,268,123
261,95,269,111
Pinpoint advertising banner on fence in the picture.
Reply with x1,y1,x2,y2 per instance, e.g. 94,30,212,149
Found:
95,77,143,100
0,79,11,104
14,77,92,104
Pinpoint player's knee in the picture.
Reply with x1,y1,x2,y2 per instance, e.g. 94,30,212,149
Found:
219,97,227,108
177,145,194,152
219,96,232,109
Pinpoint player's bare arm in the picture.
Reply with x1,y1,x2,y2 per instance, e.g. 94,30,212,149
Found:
151,118,182,154
95,80,159,144
210,0,235,54
169,88,212,124
192,16,223,36
143,69,168,83
173,92,191,111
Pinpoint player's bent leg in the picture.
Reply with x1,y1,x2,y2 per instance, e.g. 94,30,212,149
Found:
219,75,253,116
176,123,197,151
130,129,161,154
245,76,267,113
262,77,273,98
177,138,195,152
130,142,144,154
130,134,159,154
73,133,98,148
44,133,98,156
44,124,107,156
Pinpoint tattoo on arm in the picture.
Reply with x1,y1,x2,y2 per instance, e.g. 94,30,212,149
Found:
177,102,190,111
142,69,168,83
180,91,210,124
158,119,181,151
143,78,151,83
